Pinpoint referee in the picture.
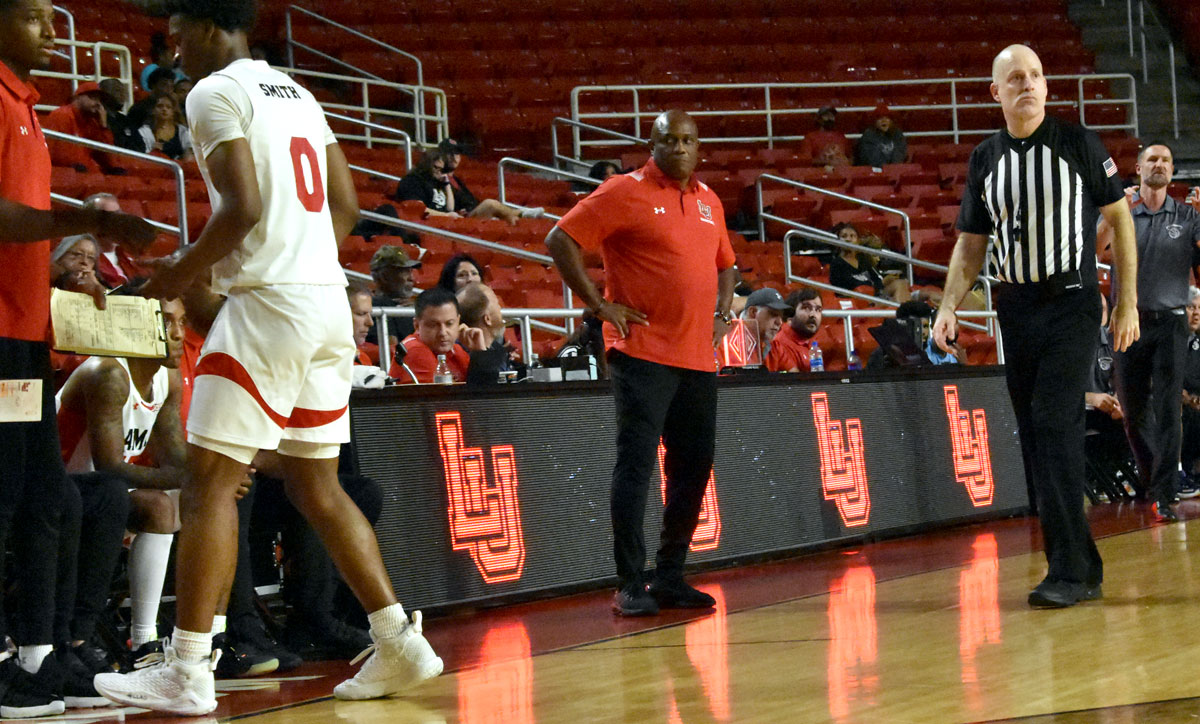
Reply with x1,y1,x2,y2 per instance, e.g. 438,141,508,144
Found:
932,45,1140,609
1098,143,1200,520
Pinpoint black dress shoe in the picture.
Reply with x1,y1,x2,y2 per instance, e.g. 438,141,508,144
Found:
1028,579,1093,608
1155,501,1180,522
648,578,716,609
612,583,659,616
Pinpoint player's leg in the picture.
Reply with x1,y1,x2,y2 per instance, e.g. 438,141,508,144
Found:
277,450,441,699
126,491,176,655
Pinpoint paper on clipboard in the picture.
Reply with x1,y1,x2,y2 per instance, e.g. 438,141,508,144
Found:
0,379,42,423
50,288,167,358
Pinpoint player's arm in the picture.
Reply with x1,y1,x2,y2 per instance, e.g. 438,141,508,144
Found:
83,362,186,490
546,226,647,338
142,138,261,298
1101,198,1140,351
932,231,989,352
144,369,187,471
0,198,153,247
325,142,359,244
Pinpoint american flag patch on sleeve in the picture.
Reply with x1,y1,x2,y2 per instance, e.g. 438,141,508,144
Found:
1103,157,1118,177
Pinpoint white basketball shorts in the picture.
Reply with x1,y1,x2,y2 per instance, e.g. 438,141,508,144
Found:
187,284,353,464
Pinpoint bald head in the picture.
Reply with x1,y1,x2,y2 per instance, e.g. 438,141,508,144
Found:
649,110,700,184
990,44,1047,134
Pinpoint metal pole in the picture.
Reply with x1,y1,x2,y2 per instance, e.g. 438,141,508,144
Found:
1140,2,1149,84
1170,43,1179,139
520,316,534,368
376,313,391,373
285,9,295,68
1128,0,1135,57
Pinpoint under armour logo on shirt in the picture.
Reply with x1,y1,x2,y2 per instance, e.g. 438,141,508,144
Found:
654,207,665,214
18,126,28,136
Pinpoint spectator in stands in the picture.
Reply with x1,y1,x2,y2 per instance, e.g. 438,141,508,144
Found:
739,287,792,359
1181,287,1200,491
589,160,622,182
556,312,608,378
457,281,516,384
138,32,182,92
42,82,122,173
128,66,177,129
829,223,912,301
437,137,477,205
437,252,485,293
83,193,146,288
390,287,470,383
855,104,908,167
394,150,542,225
173,76,193,124
865,300,963,369
97,78,143,152
369,245,420,343
49,234,97,282
765,288,822,372
800,105,850,169
137,93,192,161
348,280,378,367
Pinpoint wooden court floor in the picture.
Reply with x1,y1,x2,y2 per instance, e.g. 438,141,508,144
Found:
31,501,1200,724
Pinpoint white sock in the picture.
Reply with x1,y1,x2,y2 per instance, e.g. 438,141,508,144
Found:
368,603,407,639
128,532,174,647
171,627,212,665
17,645,52,674
210,615,226,636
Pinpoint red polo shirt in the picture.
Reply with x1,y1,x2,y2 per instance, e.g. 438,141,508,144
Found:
766,324,814,373
0,61,52,342
389,334,470,384
555,159,736,372
42,102,116,171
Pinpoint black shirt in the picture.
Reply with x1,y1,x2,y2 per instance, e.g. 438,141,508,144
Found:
367,292,414,348
1116,196,1200,311
395,173,451,213
830,253,885,296
1184,332,1200,396
1089,326,1115,394
957,116,1124,284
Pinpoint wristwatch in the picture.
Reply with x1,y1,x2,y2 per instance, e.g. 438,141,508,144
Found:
714,310,733,324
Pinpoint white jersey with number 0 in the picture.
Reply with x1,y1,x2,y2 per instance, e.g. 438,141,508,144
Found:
187,58,345,294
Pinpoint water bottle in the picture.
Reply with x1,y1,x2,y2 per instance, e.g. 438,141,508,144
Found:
847,349,861,371
433,354,454,384
809,342,824,373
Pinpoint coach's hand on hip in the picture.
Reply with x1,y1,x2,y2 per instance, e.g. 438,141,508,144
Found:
595,299,648,339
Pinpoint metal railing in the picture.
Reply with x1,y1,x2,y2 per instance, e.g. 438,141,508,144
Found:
33,37,134,111
1133,0,1179,139
821,308,1002,365
43,130,188,243
51,6,77,92
273,65,446,150
550,117,646,171
325,111,413,169
569,74,1138,155
759,173,915,285
781,228,996,335
497,156,599,215
284,5,441,147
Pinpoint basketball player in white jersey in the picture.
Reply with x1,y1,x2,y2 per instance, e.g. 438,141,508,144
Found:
56,297,187,669
94,0,441,715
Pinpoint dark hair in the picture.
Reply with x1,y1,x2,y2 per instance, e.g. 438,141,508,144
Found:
437,253,484,292
413,149,449,180
414,286,458,320
588,161,621,181
1138,141,1174,161
147,67,176,90
785,288,820,310
455,282,489,327
163,0,257,32
831,222,859,237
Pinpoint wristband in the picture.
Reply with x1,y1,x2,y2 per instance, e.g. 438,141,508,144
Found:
715,310,732,324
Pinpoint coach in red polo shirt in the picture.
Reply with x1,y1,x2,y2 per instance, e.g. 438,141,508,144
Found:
547,110,736,617
0,1,151,711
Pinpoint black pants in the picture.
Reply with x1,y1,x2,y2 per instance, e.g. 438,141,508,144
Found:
62,472,130,643
1113,313,1187,504
608,351,717,587
996,285,1102,586
1182,407,1200,475
0,338,70,645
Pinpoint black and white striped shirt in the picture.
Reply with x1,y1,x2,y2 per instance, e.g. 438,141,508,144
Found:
957,116,1124,284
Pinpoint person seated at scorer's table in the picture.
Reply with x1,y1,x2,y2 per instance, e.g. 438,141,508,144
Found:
390,287,471,384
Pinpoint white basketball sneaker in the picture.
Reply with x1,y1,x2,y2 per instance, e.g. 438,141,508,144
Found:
93,642,219,716
333,611,443,700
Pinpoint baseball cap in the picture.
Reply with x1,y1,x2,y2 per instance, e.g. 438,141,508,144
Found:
369,245,422,271
817,104,837,116
437,137,467,155
745,287,793,312
73,81,107,98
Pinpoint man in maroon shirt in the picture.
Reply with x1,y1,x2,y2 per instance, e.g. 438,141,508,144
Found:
42,81,120,173
0,0,152,715
547,110,737,616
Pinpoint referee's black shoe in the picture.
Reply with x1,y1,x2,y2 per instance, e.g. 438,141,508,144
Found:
612,583,659,616
1028,579,1102,608
648,577,716,609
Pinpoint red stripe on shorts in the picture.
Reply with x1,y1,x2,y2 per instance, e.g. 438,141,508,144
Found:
194,352,347,430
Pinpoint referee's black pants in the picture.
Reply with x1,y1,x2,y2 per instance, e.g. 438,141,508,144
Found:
0,338,72,645
996,285,1103,586
608,351,717,588
1113,313,1187,505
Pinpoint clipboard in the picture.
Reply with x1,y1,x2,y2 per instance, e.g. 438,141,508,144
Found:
50,289,167,358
